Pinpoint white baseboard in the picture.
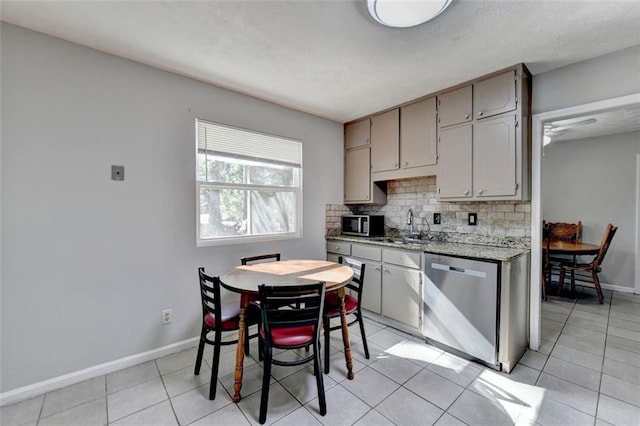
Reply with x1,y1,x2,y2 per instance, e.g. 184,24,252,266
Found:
548,273,637,295
0,337,200,407
600,282,637,294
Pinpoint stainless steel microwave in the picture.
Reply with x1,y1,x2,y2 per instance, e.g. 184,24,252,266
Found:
341,215,384,237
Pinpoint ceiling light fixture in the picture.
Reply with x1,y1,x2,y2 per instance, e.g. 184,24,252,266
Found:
367,0,453,28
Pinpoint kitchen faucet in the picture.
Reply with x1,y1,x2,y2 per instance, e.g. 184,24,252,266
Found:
407,209,419,239
407,209,432,240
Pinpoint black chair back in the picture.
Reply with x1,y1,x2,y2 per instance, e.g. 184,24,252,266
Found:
259,283,325,348
198,267,222,328
241,253,281,265
339,256,366,306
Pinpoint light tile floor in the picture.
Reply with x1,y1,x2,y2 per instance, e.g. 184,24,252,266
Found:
3,287,640,425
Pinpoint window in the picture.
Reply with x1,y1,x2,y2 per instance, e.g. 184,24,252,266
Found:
196,119,302,246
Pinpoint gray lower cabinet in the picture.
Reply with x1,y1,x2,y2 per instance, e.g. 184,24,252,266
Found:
381,264,421,329
351,243,383,314
326,241,422,330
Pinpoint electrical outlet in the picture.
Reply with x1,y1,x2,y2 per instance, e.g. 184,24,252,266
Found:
161,309,172,325
433,213,441,225
468,213,477,226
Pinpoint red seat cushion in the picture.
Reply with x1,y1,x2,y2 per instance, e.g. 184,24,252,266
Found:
324,291,358,318
261,325,316,347
204,302,241,331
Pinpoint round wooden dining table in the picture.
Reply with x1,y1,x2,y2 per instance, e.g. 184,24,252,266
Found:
219,259,354,402
544,239,600,255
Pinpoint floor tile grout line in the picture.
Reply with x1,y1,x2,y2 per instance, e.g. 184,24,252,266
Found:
534,296,606,421
104,375,109,426
594,291,614,422
35,390,46,425
154,359,182,426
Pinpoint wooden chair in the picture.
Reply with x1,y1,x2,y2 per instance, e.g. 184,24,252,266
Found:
542,224,551,301
544,220,582,242
323,256,369,374
558,223,618,304
542,220,581,292
257,283,327,424
241,253,281,265
194,268,259,400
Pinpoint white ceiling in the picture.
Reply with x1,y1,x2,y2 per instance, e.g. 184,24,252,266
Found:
1,0,639,124
546,103,640,143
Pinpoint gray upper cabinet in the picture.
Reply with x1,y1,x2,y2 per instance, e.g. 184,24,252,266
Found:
344,146,371,203
344,120,387,205
474,70,517,119
344,118,371,150
438,123,472,198
344,64,530,204
437,64,530,201
437,85,472,128
474,114,517,197
400,97,437,169
371,109,400,173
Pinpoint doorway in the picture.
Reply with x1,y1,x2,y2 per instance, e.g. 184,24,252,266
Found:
529,92,640,350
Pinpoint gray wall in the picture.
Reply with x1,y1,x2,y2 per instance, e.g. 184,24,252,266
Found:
0,23,343,392
532,44,640,114
542,131,640,288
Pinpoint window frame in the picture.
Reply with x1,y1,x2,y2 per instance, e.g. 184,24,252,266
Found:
195,119,303,247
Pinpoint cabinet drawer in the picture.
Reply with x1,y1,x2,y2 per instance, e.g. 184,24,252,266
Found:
352,244,382,261
326,241,351,256
382,249,421,269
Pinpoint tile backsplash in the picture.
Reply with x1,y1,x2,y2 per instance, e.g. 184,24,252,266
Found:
326,176,531,248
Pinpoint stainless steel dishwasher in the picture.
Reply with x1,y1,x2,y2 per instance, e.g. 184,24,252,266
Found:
422,253,500,369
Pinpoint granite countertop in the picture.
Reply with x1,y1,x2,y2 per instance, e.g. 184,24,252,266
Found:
327,235,530,262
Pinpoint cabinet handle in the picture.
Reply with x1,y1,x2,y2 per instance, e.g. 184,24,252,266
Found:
465,114,470,119
365,195,369,199
478,111,484,116
393,163,398,168
464,190,469,195
403,161,409,166
478,189,484,195
384,269,390,274
375,267,381,272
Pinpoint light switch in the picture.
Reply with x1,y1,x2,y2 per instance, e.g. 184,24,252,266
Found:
111,165,125,181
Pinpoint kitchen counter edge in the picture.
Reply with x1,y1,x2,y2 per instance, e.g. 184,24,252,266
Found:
326,236,530,262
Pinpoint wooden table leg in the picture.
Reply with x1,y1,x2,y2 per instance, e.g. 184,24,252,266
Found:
338,287,354,380
232,294,249,403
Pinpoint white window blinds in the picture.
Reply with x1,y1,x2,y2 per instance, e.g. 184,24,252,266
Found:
196,119,302,167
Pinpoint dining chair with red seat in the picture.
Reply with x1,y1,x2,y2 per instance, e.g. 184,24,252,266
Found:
194,267,260,400
558,223,618,304
323,256,369,374
257,282,327,424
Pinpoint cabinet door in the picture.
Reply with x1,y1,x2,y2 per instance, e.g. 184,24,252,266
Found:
371,109,400,173
345,118,371,150
359,260,382,314
474,114,517,197
474,70,517,119
344,146,371,203
437,123,472,198
438,85,472,128
382,265,421,329
400,97,437,169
